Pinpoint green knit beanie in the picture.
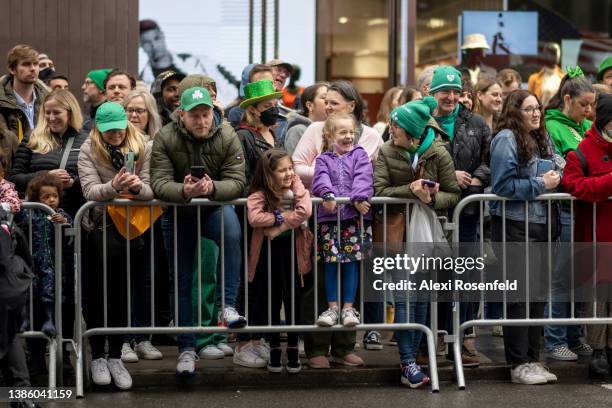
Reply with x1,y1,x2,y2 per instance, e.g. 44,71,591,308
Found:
390,96,438,139
86,69,112,91
597,56,612,82
429,65,462,94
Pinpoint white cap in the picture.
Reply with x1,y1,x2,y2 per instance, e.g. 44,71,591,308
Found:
461,33,490,50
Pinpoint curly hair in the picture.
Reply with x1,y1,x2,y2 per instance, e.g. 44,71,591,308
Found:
494,89,552,163
26,171,64,203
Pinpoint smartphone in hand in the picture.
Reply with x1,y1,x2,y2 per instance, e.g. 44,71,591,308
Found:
125,152,135,175
190,166,207,180
421,179,436,188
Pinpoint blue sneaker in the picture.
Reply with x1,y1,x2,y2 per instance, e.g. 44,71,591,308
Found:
400,362,430,389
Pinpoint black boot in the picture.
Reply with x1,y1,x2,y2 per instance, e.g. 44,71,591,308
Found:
589,349,610,378
267,348,282,373
286,347,302,374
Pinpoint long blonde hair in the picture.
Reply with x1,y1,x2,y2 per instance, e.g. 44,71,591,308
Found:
321,112,356,152
28,89,83,154
90,121,145,168
123,90,162,137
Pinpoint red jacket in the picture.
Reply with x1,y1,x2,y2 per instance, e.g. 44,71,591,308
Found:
562,124,612,283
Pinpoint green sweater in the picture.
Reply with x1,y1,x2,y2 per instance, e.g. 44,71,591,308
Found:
545,108,592,158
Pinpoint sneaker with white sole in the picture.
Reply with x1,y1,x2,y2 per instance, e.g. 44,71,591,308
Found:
120,342,138,363
91,358,111,385
510,363,547,385
220,306,247,329
198,345,224,360
216,342,234,356
547,345,578,361
363,331,383,350
176,350,199,376
135,341,163,360
571,342,593,356
341,307,360,327
400,362,430,388
298,339,306,358
253,342,270,361
316,307,339,327
233,343,267,368
107,358,133,390
528,362,557,383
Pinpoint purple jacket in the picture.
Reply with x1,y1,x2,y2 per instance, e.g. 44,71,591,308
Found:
312,145,374,222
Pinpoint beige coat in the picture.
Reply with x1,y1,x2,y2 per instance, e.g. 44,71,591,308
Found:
77,137,154,230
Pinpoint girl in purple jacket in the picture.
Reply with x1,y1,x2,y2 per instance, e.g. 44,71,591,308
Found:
312,113,374,327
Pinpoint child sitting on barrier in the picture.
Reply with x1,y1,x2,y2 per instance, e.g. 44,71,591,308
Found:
245,149,312,373
23,171,72,337
312,112,374,329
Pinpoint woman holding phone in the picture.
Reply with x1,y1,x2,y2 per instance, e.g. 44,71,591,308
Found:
78,101,154,390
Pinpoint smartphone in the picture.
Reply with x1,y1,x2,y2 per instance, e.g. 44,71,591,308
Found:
421,179,437,188
190,166,207,180
125,151,135,175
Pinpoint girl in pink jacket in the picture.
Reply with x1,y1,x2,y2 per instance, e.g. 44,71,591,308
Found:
246,149,313,374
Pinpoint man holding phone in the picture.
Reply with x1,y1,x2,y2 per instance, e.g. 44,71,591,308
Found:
151,86,246,376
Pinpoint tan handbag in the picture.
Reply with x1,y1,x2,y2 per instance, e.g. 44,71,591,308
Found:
373,212,406,252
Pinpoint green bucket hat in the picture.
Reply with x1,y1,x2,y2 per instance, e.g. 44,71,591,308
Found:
239,80,282,109
86,69,112,91
597,56,612,82
429,65,462,94
95,101,127,133
180,87,213,111
390,96,438,139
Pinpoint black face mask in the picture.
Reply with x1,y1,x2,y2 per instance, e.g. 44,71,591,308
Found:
259,106,279,127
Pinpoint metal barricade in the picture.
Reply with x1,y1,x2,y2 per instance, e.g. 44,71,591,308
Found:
73,197,445,396
18,202,67,389
450,193,612,389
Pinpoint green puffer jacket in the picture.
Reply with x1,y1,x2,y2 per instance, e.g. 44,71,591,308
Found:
374,133,460,213
150,118,246,204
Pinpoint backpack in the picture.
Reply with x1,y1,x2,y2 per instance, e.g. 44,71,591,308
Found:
0,209,33,309
574,147,589,176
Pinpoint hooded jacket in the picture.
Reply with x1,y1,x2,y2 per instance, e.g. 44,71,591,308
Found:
283,113,312,156
0,75,48,168
545,108,592,158
150,116,246,205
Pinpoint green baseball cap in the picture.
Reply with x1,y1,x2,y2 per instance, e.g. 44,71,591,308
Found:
95,102,128,133
597,56,612,82
390,96,438,139
180,86,213,111
429,65,462,94
86,69,112,91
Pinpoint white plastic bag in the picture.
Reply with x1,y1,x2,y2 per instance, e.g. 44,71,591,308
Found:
407,204,451,258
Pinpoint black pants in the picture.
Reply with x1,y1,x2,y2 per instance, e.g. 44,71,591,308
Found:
491,215,556,366
1,337,30,387
84,224,150,359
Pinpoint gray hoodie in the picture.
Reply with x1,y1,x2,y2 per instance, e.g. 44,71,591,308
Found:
283,113,312,156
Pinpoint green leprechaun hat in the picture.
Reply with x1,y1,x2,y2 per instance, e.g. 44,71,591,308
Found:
239,79,283,109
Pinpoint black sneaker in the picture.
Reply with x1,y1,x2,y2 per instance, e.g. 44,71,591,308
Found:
286,347,302,374
363,331,383,350
267,348,282,373
589,349,610,378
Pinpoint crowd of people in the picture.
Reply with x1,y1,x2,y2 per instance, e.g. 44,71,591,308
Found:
0,41,611,400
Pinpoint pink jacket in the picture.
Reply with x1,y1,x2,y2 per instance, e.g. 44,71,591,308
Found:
0,179,20,213
247,175,313,285
292,121,383,188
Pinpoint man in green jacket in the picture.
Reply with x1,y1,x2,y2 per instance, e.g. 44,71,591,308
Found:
150,86,246,376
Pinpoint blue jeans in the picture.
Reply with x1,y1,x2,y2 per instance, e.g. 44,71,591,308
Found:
395,301,429,364
544,208,583,350
324,262,358,303
162,206,242,351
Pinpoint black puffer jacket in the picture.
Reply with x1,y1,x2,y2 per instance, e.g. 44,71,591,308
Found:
236,125,279,191
8,126,87,217
445,104,491,188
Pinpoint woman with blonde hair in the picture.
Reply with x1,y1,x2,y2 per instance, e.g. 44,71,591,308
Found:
78,101,154,390
9,89,86,216
373,86,403,136
123,90,162,140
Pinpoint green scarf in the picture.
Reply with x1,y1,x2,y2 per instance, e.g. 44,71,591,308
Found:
402,127,436,167
435,104,460,142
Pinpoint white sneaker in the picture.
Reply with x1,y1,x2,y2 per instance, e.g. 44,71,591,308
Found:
341,307,360,327
198,345,224,360
120,342,138,363
298,339,306,358
176,350,199,376
216,342,234,356
529,363,557,383
220,306,247,328
510,363,547,385
91,358,111,385
107,358,133,390
135,341,163,360
253,341,270,361
316,307,339,327
233,343,267,368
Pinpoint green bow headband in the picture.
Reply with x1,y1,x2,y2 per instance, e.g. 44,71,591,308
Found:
566,65,584,78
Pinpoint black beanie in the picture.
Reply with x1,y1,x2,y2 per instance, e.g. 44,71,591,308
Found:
596,93,612,132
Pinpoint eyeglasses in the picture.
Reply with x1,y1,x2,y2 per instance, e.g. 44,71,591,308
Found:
126,108,147,115
521,106,541,115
